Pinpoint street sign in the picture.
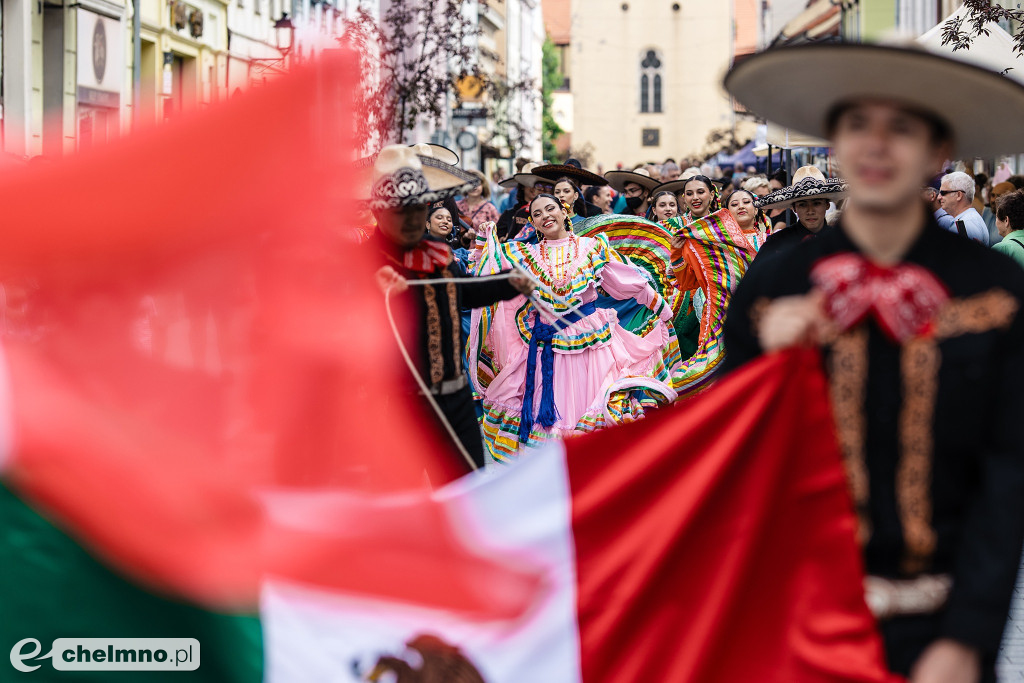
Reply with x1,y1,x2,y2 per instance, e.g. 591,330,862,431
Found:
452,107,488,124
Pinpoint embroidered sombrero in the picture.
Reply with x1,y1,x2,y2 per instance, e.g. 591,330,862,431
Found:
604,168,660,193
369,145,479,211
754,166,847,210
724,42,1024,159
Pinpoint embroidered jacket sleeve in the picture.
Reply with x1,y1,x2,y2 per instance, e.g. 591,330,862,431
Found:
594,235,673,322
938,277,1024,655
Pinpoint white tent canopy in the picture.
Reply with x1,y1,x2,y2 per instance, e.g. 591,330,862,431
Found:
765,122,829,150
917,5,1024,83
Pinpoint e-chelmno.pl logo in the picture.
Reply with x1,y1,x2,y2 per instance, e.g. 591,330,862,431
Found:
10,638,199,672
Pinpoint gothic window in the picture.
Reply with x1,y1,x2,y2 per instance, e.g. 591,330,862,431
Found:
640,49,663,114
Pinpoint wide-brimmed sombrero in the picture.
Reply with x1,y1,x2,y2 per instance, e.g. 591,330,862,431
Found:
604,168,659,193
724,42,1024,159
651,180,688,197
409,142,460,165
533,160,607,187
498,162,551,189
368,145,479,211
754,166,847,210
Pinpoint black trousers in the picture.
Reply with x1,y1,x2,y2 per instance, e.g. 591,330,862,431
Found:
881,614,997,681
432,385,485,471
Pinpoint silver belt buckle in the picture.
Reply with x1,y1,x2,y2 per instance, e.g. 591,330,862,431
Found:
864,574,952,620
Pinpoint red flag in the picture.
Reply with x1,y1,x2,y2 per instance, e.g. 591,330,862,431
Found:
0,54,538,618
262,350,901,682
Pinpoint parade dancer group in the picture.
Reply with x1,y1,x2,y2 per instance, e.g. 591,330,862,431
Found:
368,36,1024,682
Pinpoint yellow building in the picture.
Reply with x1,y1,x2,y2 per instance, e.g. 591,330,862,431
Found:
569,0,735,169
135,0,228,125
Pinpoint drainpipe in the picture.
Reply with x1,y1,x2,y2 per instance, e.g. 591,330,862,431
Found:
132,0,141,126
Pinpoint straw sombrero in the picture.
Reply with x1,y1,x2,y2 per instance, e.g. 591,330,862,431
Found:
533,160,608,187
368,145,479,211
409,143,460,166
724,42,1024,159
604,168,659,193
754,166,847,210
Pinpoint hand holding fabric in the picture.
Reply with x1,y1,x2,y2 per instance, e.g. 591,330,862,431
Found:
757,291,835,352
908,639,980,683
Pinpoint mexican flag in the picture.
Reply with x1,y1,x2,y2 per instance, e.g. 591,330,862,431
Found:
262,350,900,683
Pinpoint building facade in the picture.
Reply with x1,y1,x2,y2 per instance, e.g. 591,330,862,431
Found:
0,0,324,158
568,0,735,170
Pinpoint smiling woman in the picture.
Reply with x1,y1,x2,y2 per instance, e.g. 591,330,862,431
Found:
467,197,684,463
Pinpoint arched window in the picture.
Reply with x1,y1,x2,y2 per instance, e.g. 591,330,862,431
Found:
640,49,663,114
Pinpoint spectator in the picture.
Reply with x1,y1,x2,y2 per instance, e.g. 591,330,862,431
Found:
923,174,955,232
661,161,682,182
1008,174,1024,190
992,190,1024,268
730,162,747,186
939,171,989,244
973,172,988,213
456,169,500,231
985,181,1016,242
741,175,771,197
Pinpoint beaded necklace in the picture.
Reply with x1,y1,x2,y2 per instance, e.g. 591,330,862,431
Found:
537,231,580,295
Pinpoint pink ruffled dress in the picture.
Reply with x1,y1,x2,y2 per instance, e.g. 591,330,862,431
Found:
469,222,681,463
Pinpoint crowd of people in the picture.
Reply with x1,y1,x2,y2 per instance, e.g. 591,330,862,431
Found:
365,37,1024,683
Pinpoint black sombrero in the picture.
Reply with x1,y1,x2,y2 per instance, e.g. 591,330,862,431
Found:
533,162,608,187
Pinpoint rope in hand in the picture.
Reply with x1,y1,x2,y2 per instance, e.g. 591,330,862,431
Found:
382,267,584,472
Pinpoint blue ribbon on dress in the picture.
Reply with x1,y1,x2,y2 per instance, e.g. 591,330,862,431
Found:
519,302,596,443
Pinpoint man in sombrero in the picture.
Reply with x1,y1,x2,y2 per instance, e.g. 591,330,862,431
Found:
722,42,1024,682
753,165,848,261
605,168,660,217
371,145,533,472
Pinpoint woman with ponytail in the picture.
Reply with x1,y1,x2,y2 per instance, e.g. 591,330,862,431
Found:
468,193,682,463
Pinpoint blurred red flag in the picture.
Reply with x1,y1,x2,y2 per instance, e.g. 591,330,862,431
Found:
0,53,539,618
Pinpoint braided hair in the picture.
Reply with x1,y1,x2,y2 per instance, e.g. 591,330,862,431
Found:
681,175,722,217
529,193,574,236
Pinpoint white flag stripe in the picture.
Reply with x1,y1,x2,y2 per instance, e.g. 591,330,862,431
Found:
261,443,583,683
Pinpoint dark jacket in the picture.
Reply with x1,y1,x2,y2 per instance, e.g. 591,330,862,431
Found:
723,216,1024,677
376,233,519,387
754,221,831,262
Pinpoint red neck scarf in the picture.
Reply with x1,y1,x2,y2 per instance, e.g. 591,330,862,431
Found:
401,239,453,274
810,253,949,343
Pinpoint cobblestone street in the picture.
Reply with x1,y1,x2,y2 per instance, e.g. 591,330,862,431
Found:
999,558,1024,679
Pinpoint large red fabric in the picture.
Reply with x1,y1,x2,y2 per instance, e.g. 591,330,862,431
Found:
0,54,539,618
569,349,901,683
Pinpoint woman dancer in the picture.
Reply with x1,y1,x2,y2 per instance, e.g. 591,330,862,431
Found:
469,194,681,463
552,178,588,225
665,189,768,396
649,191,680,223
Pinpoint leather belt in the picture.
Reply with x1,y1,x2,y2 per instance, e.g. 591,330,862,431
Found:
425,374,468,397
864,574,952,621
